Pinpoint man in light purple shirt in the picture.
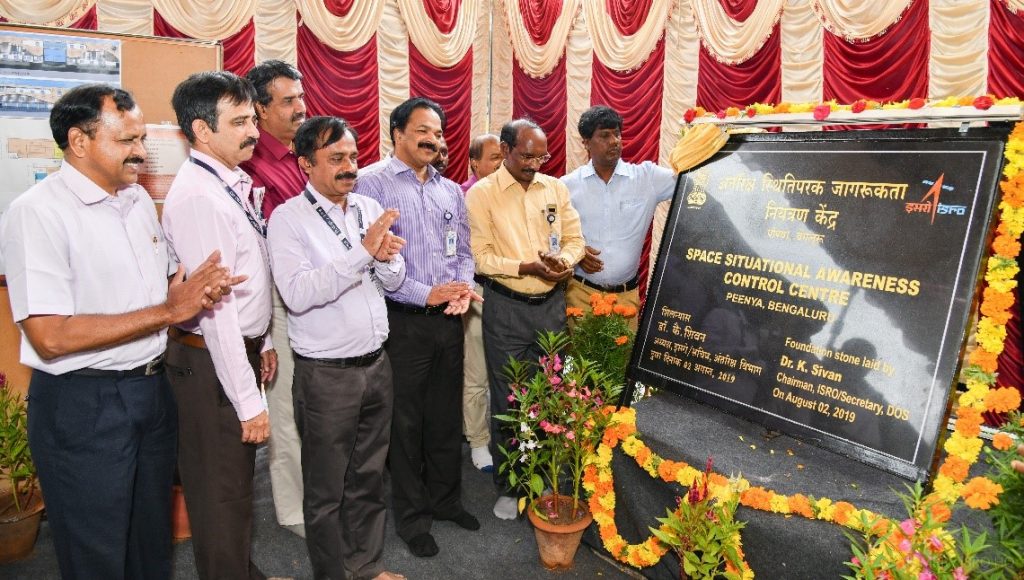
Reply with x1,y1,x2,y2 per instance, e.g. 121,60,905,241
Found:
0,84,239,580
162,71,280,580
356,97,481,558
269,115,407,580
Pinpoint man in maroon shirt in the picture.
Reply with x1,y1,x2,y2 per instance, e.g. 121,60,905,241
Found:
240,59,308,539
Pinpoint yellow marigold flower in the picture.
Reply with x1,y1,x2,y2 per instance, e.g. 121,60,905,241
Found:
621,436,642,456
932,475,962,503
962,476,1004,509
993,432,1015,451
770,494,791,513
815,497,836,521
944,432,984,463
598,492,616,511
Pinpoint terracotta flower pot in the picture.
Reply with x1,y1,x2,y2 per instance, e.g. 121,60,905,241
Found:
0,493,44,564
526,495,593,570
171,484,191,541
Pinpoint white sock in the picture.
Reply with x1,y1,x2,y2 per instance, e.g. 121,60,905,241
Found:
493,496,518,520
471,446,493,471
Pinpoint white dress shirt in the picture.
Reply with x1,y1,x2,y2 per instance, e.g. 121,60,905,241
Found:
161,149,273,421
267,185,404,359
0,161,174,374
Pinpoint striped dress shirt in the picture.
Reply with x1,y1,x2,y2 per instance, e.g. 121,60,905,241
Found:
355,156,474,306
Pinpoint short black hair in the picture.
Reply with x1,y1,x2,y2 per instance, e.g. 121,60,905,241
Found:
49,84,136,150
246,60,302,107
294,116,358,165
499,118,541,149
578,105,622,139
389,97,445,144
468,134,498,160
171,71,257,144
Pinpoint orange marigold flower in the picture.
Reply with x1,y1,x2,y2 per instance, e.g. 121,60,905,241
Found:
740,487,773,510
588,293,603,306
622,306,638,318
657,460,676,481
788,494,814,518
962,476,1004,509
1002,179,1024,208
869,516,893,536
993,234,1022,258
956,407,984,438
985,387,1022,414
604,293,619,305
833,501,856,525
635,446,651,465
927,500,952,523
613,304,629,315
615,335,629,346
993,432,1015,451
593,304,612,316
725,107,740,117
969,347,1000,374
774,102,791,113
566,306,585,318
958,96,976,106
708,472,729,488
939,455,970,482
599,522,619,540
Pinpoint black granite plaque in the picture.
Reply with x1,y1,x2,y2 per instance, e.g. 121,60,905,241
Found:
628,128,1010,480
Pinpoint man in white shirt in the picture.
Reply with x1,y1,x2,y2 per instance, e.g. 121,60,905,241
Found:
0,84,238,580
162,71,278,580
268,116,406,580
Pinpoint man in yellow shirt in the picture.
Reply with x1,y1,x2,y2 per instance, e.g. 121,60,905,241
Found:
465,118,585,520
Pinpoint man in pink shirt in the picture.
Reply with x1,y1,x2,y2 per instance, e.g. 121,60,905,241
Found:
240,59,308,539
162,71,278,580
460,133,501,193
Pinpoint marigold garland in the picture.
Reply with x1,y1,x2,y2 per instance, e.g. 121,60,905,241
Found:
584,101,1024,572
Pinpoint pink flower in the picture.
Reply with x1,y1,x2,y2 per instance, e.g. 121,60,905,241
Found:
507,394,515,402
928,534,943,552
549,375,562,386
715,110,726,119
953,567,967,580
898,539,912,553
565,431,575,440
746,107,756,118
850,557,860,566
552,354,563,372
918,570,936,580
813,104,831,121
899,518,917,536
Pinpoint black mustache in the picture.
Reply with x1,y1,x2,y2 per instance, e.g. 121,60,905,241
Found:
291,113,305,123
241,137,258,149
418,142,438,152
335,172,358,180
124,157,145,165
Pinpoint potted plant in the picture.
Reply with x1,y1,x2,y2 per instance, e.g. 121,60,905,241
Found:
0,371,44,563
496,331,623,569
650,457,750,580
566,292,637,387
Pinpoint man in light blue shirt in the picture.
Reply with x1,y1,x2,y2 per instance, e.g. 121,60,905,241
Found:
561,105,676,325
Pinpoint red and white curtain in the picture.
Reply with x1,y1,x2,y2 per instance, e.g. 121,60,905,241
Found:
4,0,1024,176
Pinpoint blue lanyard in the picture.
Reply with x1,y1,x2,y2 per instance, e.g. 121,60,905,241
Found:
189,156,266,238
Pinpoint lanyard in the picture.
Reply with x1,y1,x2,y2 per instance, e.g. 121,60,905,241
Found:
302,188,365,250
190,156,266,238
303,188,383,295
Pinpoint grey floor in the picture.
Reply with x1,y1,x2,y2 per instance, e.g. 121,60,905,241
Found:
2,444,630,579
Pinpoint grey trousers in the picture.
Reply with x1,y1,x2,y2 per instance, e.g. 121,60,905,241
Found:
293,352,393,580
481,287,567,491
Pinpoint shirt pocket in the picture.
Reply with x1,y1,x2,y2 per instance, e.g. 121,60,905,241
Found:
619,197,645,211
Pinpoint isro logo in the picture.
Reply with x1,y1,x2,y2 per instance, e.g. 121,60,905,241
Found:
904,174,966,224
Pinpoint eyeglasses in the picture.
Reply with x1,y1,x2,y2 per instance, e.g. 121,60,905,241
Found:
513,151,551,166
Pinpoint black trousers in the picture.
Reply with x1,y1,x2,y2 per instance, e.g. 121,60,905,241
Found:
27,369,176,580
293,352,393,580
481,288,567,491
385,307,465,541
165,340,265,580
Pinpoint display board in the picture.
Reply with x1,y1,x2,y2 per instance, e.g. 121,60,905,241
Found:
0,23,218,394
627,127,1009,480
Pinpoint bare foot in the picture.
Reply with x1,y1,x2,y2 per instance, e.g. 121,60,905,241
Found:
373,572,406,580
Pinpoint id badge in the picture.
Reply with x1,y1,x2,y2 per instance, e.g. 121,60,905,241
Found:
445,229,458,257
548,231,560,253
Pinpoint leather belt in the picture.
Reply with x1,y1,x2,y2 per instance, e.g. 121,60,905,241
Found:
475,275,563,305
572,273,639,294
68,355,165,379
294,347,383,368
168,327,264,356
385,298,450,316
